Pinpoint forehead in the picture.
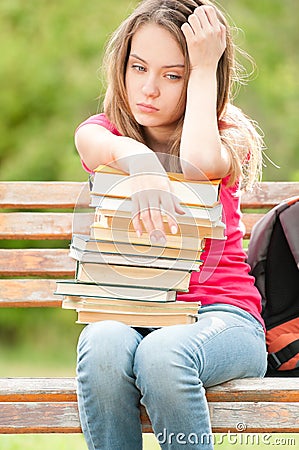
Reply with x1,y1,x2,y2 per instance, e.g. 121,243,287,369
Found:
130,23,184,65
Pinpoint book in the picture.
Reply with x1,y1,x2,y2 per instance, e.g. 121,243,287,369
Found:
69,246,203,272
55,280,177,302
95,211,226,240
71,234,203,261
62,296,200,311
76,308,198,327
76,261,192,291
90,224,206,251
94,207,225,228
92,165,221,207
90,195,223,223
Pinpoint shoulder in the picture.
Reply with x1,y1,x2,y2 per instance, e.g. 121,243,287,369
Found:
220,104,263,155
75,113,122,136
220,104,256,135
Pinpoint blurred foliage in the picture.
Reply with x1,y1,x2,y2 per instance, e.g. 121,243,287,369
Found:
224,0,299,181
0,0,298,182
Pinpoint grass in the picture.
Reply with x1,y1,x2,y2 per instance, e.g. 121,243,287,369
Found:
0,433,298,450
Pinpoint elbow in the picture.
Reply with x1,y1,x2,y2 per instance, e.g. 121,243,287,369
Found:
181,159,230,181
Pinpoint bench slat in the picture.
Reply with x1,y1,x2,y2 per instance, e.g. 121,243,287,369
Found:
0,212,261,240
0,402,80,434
0,182,89,209
0,249,75,277
241,182,299,209
0,377,298,403
0,401,298,434
0,212,92,240
0,279,62,307
1,181,298,210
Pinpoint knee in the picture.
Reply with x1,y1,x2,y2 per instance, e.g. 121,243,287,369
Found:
133,329,203,411
134,328,194,392
77,321,141,371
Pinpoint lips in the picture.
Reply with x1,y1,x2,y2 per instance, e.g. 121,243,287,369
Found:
137,103,159,113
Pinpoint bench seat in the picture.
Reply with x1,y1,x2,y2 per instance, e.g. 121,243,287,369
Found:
0,377,298,434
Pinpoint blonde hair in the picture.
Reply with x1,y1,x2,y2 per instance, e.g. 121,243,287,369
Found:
102,0,263,189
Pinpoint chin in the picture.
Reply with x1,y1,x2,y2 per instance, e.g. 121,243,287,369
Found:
133,115,161,128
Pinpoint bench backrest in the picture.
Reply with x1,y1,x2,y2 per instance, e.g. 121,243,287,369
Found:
1,181,298,308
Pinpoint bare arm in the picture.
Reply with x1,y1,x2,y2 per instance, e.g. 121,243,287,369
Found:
75,123,151,172
75,123,184,241
180,6,231,180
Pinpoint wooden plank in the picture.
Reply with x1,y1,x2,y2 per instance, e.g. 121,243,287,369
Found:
0,378,298,403
1,181,298,210
0,212,92,239
0,182,89,209
0,212,260,239
208,402,299,433
0,378,77,402
0,279,62,307
241,182,299,209
206,377,299,403
0,402,81,434
242,213,262,239
0,249,75,277
0,401,298,434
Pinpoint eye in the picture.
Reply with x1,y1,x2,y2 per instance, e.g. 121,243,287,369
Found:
132,64,146,72
166,73,182,80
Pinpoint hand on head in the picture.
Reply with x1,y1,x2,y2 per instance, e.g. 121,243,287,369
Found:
181,5,227,71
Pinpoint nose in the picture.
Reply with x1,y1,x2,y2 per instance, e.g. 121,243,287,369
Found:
141,74,160,98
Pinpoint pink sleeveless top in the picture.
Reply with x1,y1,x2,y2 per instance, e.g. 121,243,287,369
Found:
76,113,264,328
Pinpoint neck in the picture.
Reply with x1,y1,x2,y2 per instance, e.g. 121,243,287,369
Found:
143,126,173,153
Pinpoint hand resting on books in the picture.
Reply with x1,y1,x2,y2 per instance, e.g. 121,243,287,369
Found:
127,153,185,244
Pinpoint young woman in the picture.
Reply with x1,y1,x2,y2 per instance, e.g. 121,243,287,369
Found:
75,1,267,448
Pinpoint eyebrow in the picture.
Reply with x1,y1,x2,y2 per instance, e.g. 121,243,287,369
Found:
129,53,185,69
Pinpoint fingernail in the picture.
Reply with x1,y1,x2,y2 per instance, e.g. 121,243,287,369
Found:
171,225,177,234
136,230,141,238
159,236,166,246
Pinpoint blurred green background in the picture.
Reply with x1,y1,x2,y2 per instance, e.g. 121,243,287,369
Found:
0,0,298,448
1,0,298,182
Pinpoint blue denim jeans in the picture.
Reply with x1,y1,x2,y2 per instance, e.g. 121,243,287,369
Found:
76,303,267,450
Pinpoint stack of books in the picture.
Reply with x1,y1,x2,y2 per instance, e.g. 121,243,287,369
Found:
56,165,226,327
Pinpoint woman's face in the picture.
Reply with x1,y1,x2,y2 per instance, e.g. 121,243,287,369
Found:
125,23,186,136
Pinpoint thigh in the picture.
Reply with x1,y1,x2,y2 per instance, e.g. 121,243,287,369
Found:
193,305,267,387
136,304,267,388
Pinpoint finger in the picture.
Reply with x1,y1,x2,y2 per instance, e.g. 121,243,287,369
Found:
160,194,179,235
164,191,186,217
147,208,167,245
181,21,195,40
198,5,220,29
174,197,186,216
139,203,155,236
148,207,166,233
193,6,213,29
138,192,166,238
131,195,143,237
188,12,204,34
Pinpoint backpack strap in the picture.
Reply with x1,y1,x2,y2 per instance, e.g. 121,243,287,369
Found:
279,197,299,268
268,339,299,370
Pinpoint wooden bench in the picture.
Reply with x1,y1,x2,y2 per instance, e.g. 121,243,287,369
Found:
0,180,298,435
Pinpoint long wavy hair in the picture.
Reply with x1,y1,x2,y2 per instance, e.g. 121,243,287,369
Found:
102,0,263,189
